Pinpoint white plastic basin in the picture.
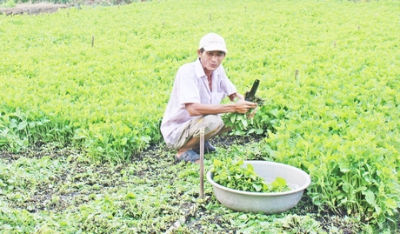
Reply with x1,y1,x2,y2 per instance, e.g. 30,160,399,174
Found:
207,161,311,214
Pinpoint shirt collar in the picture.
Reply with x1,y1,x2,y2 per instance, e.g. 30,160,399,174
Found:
194,58,220,79
195,58,206,79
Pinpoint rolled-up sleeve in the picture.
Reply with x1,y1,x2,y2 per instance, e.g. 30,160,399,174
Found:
219,66,236,96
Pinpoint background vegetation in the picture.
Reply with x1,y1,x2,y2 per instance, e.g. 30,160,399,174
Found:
1,0,399,232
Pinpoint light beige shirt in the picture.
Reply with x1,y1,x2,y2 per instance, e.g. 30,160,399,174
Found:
161,58,236,146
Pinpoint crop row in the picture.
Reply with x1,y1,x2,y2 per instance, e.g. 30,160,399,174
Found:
1,0,399,230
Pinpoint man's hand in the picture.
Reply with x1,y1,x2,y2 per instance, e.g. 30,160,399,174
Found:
234,100,257,114
247,106,258,119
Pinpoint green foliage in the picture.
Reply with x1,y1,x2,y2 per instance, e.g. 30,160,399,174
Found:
222,96,266,136
2,146,365,234
212,159,289,193
0,108,73,152
0,0,15,7
0,0,399,230
261,72,400,224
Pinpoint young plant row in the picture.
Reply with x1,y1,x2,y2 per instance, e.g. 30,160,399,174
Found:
0,0,399,230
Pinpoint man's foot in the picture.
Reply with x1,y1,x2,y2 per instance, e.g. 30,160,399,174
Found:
193,141,217,154
175,150,200,163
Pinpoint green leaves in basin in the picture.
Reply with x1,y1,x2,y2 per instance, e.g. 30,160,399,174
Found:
211,159,289,193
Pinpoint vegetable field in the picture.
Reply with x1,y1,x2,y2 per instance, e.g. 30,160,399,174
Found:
1,0,399,233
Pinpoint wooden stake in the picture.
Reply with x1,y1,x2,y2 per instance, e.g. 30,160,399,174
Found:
200,127,205,199
92,35,94,47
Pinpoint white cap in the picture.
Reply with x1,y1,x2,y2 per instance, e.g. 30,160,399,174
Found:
199,33,228,53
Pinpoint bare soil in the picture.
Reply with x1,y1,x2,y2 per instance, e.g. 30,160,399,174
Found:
0,2,69,15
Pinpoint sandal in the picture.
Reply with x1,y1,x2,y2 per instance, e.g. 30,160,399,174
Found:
175,150,200,163
193,141,217,154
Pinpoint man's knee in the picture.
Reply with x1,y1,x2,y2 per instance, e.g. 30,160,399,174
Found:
202,115,224,136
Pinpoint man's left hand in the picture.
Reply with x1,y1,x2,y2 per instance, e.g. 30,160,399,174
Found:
247,107,258,119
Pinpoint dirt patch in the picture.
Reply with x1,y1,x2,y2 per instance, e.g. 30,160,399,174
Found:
0,2,68,15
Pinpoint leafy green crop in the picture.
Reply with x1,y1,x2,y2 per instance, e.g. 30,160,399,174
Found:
0,0,399,230
211,159,289,193
222,96,266,136
0,0,15,8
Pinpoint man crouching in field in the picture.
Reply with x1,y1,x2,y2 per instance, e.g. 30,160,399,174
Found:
160,33,257,163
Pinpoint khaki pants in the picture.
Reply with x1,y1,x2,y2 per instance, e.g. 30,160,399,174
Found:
171,115,224,150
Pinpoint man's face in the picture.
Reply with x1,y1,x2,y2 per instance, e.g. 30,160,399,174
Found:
197,50,225,73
